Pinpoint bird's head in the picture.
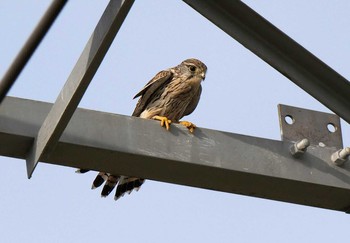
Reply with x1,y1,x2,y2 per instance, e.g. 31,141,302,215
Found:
179,58,207,81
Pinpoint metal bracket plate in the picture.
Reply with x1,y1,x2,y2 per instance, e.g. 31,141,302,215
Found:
278,104,343,148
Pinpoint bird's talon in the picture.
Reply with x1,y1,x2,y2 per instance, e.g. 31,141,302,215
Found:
153,116,171,130
180,121,196,133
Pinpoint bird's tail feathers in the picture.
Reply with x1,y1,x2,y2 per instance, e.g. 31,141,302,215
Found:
75,169,90,174
101,175,120,197
77,170,145,200
114,177,145,201
92,172,109,189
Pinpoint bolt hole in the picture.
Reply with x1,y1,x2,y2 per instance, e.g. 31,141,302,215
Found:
284,115,294,125
327,123,337,133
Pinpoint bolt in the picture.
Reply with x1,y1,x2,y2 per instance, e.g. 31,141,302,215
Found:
290,138,310,158
331,147,350,166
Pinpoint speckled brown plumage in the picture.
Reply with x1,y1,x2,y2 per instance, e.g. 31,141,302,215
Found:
79,58,207,201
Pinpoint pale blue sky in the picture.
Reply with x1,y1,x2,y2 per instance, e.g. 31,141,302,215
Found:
1,1,350,242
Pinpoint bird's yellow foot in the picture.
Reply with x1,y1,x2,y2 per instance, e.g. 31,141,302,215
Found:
180,121,196,133
153,116,172,130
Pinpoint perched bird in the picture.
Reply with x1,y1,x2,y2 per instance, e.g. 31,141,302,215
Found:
77,58,207,200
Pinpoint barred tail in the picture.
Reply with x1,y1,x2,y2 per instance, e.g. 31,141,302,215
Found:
114,177,145,201
77,169,145,200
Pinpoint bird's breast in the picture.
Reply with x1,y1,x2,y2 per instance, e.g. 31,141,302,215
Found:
186,76,202,91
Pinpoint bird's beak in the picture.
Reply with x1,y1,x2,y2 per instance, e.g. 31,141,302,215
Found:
201,72,206,81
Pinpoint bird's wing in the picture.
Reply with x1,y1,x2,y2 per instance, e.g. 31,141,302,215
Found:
132,70,173,117
183,85,202,117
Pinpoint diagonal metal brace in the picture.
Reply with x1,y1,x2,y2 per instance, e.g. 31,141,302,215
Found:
183,0,350,124
0,0,68,104
26,0,135,178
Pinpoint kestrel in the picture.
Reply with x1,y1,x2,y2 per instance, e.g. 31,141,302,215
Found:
77,58,207,200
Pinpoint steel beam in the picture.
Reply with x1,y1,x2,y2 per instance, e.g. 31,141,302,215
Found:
0,0,67,104
1,96,350,212
183,0,350,124
26,0,135,178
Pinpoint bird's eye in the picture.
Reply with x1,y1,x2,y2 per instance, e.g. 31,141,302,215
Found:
189,65,196,72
